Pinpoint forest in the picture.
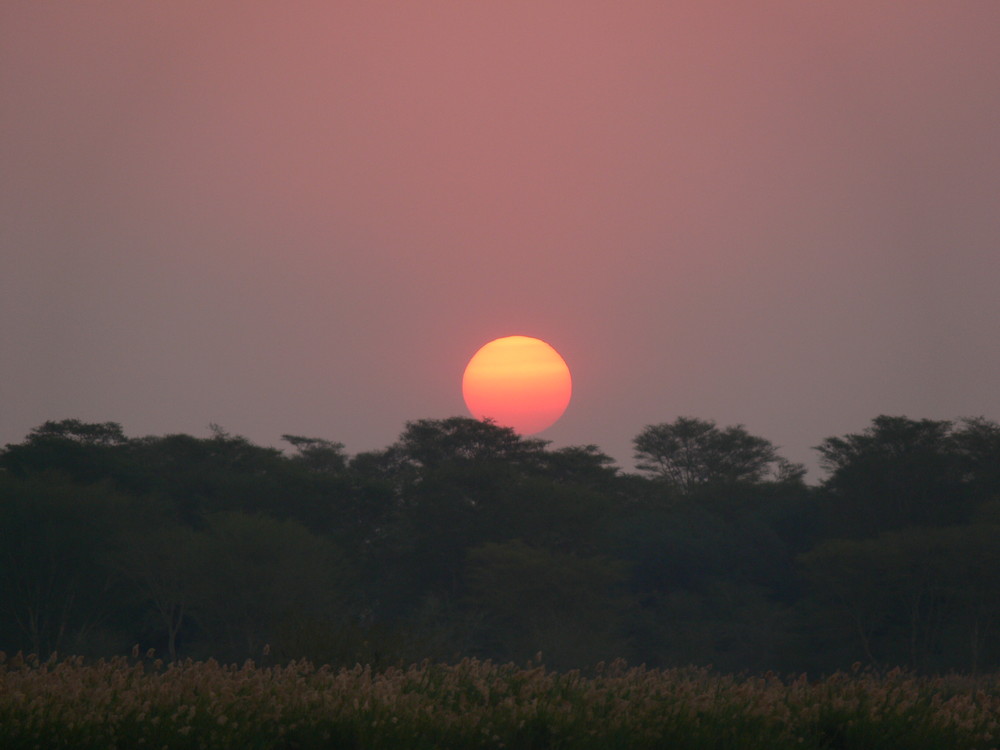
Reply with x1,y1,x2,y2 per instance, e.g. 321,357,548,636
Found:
1,414,998,675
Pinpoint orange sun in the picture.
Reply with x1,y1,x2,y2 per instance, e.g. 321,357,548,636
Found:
462,336,572,435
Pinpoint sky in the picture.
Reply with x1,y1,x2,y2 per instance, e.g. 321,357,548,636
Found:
3,3,999,479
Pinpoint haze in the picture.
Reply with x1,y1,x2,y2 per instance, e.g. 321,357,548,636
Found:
3,3,999,476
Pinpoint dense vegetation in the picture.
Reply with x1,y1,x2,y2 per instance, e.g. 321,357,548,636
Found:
3,655,998,750
1,415,999,675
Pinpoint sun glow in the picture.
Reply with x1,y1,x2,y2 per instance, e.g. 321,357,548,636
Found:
462,336,572,434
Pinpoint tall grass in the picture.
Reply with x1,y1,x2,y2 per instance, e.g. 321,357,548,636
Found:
0,652,997,749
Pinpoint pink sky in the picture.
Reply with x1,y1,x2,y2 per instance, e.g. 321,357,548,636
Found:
3,3,999,477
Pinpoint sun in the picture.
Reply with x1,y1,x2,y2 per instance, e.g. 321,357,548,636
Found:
462,336,572,435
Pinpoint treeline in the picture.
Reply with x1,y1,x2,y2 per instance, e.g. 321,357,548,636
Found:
1,415,998,674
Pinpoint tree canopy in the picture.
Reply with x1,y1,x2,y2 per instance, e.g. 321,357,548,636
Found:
633,417,804,491
1,413,998,673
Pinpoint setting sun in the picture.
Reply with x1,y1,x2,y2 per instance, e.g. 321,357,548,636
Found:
462,336,572,435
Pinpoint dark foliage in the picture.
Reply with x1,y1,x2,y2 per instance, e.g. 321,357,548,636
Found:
1,414,998,673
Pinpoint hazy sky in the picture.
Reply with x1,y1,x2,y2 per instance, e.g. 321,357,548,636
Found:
3,3,999,478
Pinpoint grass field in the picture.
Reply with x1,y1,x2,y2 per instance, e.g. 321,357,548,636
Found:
1,652,997,749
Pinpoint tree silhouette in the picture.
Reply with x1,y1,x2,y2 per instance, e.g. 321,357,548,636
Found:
633,417,803,492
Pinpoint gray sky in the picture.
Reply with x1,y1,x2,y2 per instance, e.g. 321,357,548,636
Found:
3,3,999,479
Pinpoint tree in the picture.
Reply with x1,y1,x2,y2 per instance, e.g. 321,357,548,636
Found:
464,540,632,668
633,417,803,492
117,521,211,661
798,524,1000,671
0,420,128,484
627,581,794,673
815,415,971,536
395,417,548,472
281,435,348,475
952,417,1000,510
539,444,620,487
24,419,127,445
187,512,355,660
356,418,625,621
0,474,133,655
123,431,300,522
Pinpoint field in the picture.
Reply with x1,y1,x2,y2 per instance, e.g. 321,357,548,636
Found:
1,653,998,749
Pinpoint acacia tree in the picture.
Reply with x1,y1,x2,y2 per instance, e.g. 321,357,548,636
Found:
395,417,548,472
0,420,128,484
24,419,127,445
633,417,803,492
281,435,348,475
814,415,972,536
